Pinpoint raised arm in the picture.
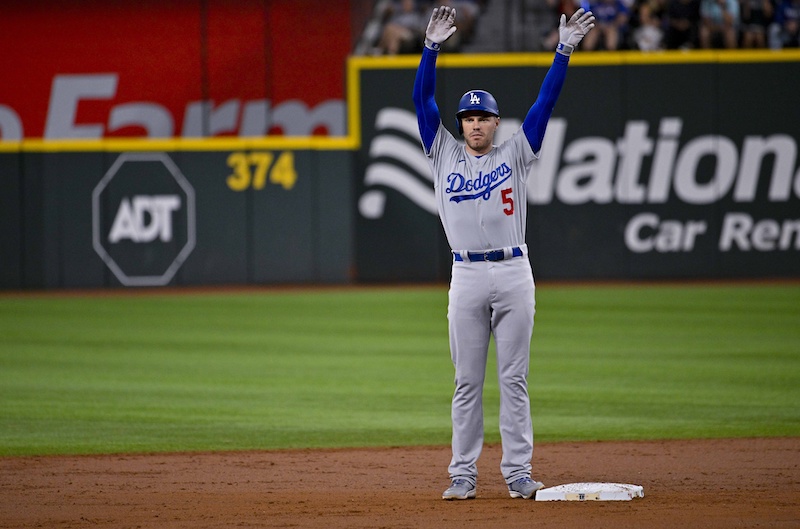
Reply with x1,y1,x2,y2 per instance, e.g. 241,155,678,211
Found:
522,8,595,153
412,6,457,153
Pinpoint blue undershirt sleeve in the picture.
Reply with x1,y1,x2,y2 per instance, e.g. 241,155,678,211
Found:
412,46,441,154
522,53,570,154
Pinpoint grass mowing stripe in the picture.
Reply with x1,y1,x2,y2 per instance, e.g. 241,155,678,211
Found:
0,284,798,456
530,284,800,441
0,290,455,455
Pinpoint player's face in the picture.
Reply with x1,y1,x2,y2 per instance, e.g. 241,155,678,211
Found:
461,112,499,155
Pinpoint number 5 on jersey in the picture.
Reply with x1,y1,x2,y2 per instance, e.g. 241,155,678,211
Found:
501,188,514,216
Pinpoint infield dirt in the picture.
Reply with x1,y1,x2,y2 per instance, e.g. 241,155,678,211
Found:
1,437,798,528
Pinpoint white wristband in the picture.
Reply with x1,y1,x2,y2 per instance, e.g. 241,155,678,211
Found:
556,42,574,56
424,38,441,51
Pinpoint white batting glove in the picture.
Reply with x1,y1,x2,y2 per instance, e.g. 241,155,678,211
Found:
424,6,457,51
557,8,596,56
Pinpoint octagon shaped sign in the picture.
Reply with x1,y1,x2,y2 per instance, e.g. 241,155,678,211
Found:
92,152,196,286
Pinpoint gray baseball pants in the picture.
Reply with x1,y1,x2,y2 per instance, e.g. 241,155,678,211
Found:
447,257,536,486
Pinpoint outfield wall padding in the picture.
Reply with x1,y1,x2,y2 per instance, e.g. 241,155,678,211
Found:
353,54,800,281
2,54,799,288
0,150,353,288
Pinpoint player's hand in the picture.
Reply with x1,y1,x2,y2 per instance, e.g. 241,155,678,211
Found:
425,6,457,49
558,8,595,48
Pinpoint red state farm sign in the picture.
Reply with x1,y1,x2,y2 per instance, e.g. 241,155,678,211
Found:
0,1,351,140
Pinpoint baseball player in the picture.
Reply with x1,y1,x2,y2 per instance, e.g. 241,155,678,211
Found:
412,6,595,500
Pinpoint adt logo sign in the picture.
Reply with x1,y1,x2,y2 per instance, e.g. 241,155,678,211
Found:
92,153,196,286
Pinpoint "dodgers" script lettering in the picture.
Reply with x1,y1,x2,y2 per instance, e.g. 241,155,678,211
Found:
446,163,512,203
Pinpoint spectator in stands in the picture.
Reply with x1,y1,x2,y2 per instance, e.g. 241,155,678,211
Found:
769,0,800,47
377,0,427,55
699,0,740,47
665,0,702,47
740,0,774,46
581,0,632,50
630,0,667,49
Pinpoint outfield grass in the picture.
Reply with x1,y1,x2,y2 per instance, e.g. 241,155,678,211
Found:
0,283,798,456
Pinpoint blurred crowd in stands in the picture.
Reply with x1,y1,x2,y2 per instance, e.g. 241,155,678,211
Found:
370,0,799,53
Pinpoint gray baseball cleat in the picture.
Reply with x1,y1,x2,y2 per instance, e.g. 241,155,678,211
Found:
508,477,544,499
442,478,476,500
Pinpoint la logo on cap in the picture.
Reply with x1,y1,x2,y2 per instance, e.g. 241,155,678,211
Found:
469,92,481,105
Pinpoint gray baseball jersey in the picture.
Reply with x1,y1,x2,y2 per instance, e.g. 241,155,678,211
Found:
425,122,538,254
